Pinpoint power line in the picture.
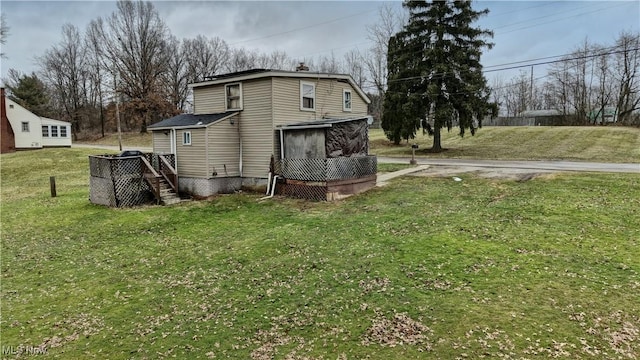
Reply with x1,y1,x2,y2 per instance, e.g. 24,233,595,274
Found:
496,1,631,36
373,46,639,97
228,8,377,46
483,47,639,73
483,44,623,70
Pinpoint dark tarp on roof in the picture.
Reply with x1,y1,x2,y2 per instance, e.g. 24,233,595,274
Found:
148,111,238,129
325,118,369,158
277,117,371,158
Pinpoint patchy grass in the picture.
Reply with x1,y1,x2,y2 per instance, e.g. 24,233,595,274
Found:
76,132,153,148
376,163,417,173
370,126,640,163
1,149,639,359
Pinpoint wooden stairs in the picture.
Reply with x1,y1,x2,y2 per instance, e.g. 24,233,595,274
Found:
141,155,184,206
158,177,181,205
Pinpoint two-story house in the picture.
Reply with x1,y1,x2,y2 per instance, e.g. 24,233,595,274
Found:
148,68,371,197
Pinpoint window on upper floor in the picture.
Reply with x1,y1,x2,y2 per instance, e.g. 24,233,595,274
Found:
300,81,315,111
226,83,243,111
21,122,29,132
183,131,191,145
42,125,49,137
343,89,352,112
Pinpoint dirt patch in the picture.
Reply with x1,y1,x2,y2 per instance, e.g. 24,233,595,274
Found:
409,165,556,181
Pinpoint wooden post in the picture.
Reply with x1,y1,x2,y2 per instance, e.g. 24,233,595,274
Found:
50,176,57,197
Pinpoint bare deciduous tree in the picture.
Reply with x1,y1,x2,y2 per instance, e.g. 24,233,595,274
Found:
225,47,259,73
613,32,640,125
38,24,89,138
343,49,366,88
165,35,189,111
364,3,405,124
90,0,172,132
184,35,229,82
1,14,9,58
316,52,342,73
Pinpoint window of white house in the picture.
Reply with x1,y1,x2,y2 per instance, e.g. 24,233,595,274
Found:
343,90,352,112
21,122,29,132
60,126,68,138
42,125,49,137
51,126,58,137
182,131,191,145
300,81,316,111
226,83,242,111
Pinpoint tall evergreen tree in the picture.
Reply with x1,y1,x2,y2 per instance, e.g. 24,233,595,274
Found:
4,69,52,117
383,0,496,151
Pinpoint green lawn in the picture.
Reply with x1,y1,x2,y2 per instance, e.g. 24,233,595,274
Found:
370,126,640,163
76,132,153,148
1,148,638,358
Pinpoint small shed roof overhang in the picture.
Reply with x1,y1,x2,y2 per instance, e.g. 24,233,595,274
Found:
148,111,239,131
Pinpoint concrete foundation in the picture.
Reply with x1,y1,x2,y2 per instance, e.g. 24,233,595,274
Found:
179,177,242,198
178,177,268,198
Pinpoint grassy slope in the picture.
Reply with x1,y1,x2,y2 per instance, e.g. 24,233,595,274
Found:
370,126,640,163
76,132,153,148
1,149,639,359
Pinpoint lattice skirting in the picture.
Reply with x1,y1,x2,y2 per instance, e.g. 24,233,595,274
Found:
276,156,377,182
89,175,153,207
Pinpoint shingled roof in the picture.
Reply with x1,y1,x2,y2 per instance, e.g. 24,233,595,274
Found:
148,111,238,130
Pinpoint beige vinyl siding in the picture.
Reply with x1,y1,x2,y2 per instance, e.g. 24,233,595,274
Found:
238,78,273,178
193,86,225,114
272,77,368,127
175,128,207,177
152,131,171,154
207,119,240,178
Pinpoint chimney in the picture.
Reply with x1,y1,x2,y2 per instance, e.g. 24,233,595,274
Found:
296,62,309,72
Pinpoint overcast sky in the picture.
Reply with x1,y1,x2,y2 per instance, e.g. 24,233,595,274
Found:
1,0,639,89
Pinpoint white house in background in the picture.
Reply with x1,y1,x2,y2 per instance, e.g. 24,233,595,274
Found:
4,97,72,149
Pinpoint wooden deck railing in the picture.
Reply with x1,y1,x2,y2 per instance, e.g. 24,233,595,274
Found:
158,155,178,193
141,156,162,204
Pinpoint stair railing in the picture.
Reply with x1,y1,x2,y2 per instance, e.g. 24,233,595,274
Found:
141,156,162,204
158,155,178,193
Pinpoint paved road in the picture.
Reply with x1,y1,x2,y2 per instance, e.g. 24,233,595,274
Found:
377,156,640,173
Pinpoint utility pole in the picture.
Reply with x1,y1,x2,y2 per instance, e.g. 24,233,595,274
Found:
530,65,534,110
114,72,122,151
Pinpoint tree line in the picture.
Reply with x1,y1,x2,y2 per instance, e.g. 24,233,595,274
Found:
2,1,638,143
491,32,640,125
1,1,400,139
379,1,639,149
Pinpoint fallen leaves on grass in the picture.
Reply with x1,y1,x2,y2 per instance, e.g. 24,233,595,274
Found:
362,312,431,349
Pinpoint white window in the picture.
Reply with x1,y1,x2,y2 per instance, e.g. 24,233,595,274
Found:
60,126,68,138
300,81,315,111
42,125,49,137
225,83,242,111
21,122,29,132
51,126,58,137
343,90,352,112
182,131,191,145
